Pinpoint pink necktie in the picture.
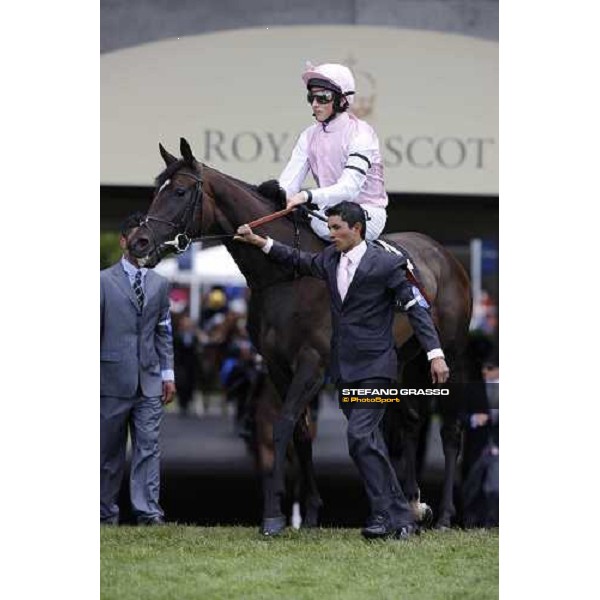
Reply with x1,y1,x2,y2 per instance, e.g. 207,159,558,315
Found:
338,254,351,301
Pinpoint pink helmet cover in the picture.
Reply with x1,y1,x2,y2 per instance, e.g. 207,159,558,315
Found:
302,62,356,104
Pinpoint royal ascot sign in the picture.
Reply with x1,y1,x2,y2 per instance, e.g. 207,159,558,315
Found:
101,26,498,195
195,129,494,170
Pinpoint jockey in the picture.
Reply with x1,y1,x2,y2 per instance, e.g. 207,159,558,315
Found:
280,62,388,242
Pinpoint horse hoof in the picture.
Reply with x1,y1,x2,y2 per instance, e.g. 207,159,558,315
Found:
411,501,433,528
418,505,434,529
301,517,319,529
302,502,323,529
261,516,286,537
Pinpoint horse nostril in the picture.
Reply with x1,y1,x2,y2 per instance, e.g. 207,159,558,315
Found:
132,237,150,254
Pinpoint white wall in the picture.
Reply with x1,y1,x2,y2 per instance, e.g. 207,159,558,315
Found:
101,26,498,195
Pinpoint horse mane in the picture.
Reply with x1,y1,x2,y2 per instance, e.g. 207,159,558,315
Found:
214,171,286,212
155,160,286,214
209,168,319,246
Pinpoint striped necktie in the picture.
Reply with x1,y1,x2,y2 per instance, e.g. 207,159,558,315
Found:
133,270,144,310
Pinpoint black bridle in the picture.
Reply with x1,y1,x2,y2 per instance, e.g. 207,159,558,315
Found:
138,170,206,258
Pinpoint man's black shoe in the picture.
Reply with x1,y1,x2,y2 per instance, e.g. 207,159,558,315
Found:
395,523,421,540
361,514,395,539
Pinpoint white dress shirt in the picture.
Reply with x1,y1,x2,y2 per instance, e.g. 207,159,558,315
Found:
121,256,148,287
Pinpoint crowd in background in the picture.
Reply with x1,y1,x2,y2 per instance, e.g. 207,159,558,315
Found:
170,285,263,437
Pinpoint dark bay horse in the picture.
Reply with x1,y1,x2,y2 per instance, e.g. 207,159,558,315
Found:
128,138,472,533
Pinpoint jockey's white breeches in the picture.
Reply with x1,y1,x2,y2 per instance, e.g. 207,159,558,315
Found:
309,205,387,242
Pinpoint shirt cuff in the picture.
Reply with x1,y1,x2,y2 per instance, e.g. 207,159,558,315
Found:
427,349,445,361
161,369,175,381
262,237,273,254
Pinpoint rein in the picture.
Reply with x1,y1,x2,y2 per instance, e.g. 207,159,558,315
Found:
140,171,204,256
194,206,299,241
196,205,327,241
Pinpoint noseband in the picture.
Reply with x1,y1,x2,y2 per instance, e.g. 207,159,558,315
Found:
139,170,204,257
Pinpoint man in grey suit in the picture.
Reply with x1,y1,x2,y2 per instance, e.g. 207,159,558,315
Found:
235,201,449,539
100,213,176,525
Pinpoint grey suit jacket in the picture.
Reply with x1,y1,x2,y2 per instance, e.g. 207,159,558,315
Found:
268,240,441,383
100,262,174,398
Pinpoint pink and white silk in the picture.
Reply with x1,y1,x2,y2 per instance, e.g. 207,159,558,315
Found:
279,112,388,210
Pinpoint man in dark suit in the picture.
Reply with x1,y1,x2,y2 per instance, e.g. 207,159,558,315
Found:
235,201,449,539
100,213,176,525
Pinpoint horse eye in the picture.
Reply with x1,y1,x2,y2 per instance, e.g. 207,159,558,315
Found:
175,188,186,197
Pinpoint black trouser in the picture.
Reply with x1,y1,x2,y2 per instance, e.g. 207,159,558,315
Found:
341,378,414,528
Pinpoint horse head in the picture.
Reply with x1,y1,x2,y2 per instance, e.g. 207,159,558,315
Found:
128,137,313,276
128,138,212,267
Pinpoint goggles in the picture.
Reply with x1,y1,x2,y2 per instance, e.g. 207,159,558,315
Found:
307,91,335,105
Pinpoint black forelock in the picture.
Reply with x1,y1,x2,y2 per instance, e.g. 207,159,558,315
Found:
154,159,194,189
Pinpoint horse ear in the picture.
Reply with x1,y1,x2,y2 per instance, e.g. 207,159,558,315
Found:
159,143,177,166
180,138,196,164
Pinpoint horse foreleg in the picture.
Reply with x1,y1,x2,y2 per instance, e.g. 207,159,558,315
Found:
437,414,463,529
261,348,324,536
393,351,434,526
250,372,291,534
253,382,280,532
293,406,323,528
258,439,277,527
260,413,295,536
288,449,302,529
398,401,434,526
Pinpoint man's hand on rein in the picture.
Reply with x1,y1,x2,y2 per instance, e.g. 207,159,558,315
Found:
234,224,267,248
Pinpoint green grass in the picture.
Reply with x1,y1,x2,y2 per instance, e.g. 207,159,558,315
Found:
101,526,498,600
